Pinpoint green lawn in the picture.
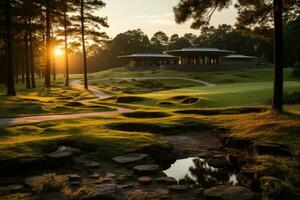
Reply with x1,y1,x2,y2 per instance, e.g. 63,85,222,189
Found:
90,67,297,84
0,76,114,118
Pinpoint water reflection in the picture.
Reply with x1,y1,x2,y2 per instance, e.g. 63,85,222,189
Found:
163,157,237,188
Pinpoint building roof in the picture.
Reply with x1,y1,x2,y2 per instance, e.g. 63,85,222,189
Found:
224,54,258,59
165,48,235,57
118,53,176,60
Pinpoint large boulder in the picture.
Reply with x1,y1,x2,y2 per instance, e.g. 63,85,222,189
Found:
83,184,129,200
204,185,254,200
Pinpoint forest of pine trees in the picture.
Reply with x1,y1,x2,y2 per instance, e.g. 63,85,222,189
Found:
0,0,109,94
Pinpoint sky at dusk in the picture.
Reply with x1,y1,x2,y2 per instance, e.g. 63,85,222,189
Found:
101,0,238,38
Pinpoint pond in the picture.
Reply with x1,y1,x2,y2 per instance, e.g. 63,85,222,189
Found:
163,157,238,188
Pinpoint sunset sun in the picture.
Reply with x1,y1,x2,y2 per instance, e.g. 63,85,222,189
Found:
54,48,64,56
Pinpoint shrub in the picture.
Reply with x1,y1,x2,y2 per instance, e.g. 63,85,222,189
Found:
30,173,68,194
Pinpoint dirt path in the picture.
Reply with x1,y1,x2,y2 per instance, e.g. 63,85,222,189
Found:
0,80,130,127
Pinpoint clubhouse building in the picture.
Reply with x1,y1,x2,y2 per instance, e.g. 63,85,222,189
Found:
118,48,259,71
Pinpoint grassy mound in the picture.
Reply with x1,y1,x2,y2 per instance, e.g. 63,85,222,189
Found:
116,96,145,103
122,111,170,119
175,107,267,116
106,120,212,135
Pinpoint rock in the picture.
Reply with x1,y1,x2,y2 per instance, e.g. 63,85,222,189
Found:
218,135,254,152
168,185,189,192
198,151,213,158
138,176,153,185
83,184,129,200
46,146,80,159
24,176,40,187
112,154,148,164
67,174,81,182
120,184,135,189
6,184,23,191
226,154,247,168
156,177,177,185
207,158,231,168
89,173,100,179
84,161,101,168
133,164,160,175
40,192,66,200
65,102,84,107
255,142,293,156
204,185,254,200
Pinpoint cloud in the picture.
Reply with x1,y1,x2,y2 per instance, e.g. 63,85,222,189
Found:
132,12,175,25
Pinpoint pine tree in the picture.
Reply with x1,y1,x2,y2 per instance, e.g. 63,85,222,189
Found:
5,0,16,96
74,0,109,89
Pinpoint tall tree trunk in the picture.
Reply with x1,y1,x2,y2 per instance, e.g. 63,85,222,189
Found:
272,0,283,111
51,31,56,81
5,0,16,96
24,30,31,89
15,62,18,83
63,9,69,87
29,19,36,88
45,0,51,88
21,58,25,83
80,0,88,89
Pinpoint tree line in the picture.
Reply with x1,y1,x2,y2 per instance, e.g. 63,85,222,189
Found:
0,0,109,95
85,19,299,72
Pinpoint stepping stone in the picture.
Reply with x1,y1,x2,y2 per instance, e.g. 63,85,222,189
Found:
112,154,148,164
138,176,153,185
204,185,253,200
207,158,230,168
156,177,177,185
198,151,213,158
46,146,80,159
6,184,23,191
24,176,40,187
133,164,159,175
83,184,129,200
84,161,101,168
120,184,135,189
168,185,189,192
